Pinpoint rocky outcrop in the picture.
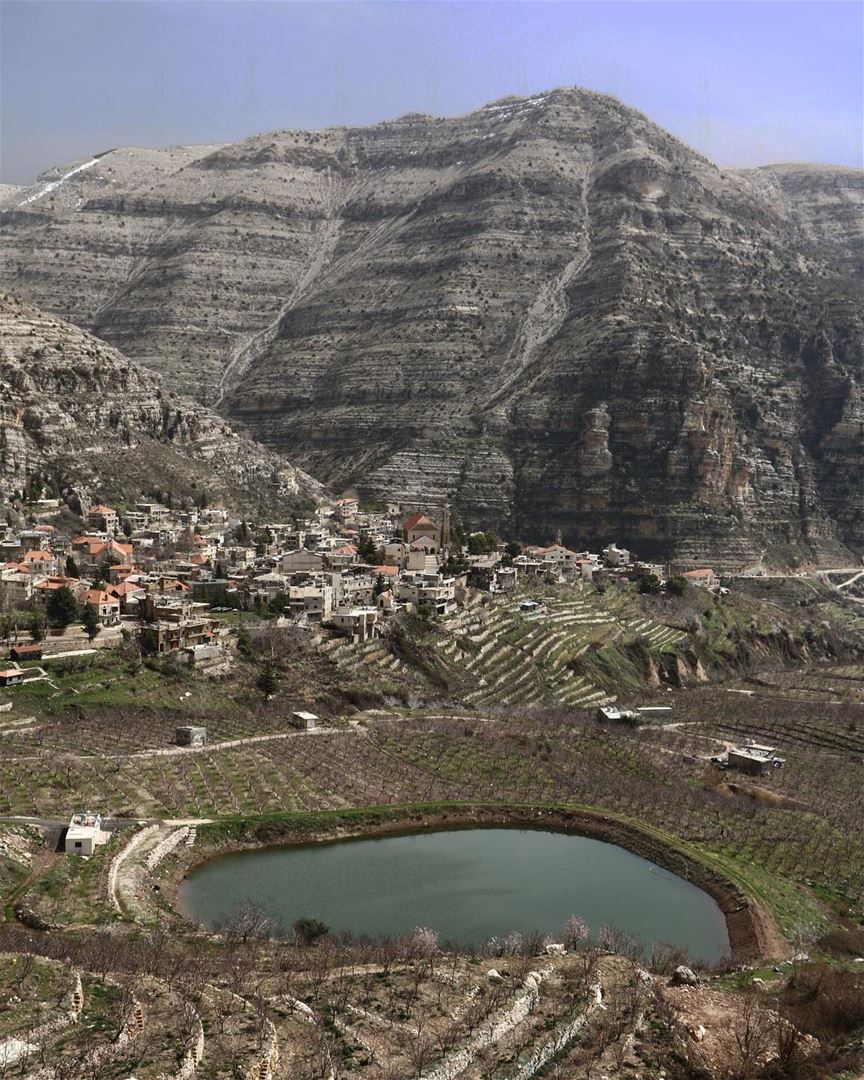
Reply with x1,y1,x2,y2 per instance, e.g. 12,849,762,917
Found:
736,163,864,277
0,293,321,514
1,89,861,563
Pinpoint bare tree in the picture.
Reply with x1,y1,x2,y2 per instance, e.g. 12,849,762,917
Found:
215,898,282,944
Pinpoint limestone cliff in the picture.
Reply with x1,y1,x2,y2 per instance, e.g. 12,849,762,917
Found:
1,88,861,564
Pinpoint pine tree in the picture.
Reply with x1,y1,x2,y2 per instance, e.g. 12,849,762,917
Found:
256,663,279,699
81,604,102,641
47,586,79,628
29,611,46,642
357,531,379,564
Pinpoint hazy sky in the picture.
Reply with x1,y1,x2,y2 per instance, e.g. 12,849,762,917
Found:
1,0,862,184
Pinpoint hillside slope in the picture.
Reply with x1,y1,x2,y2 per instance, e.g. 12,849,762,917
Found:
0,292,321,515
1,88,862,563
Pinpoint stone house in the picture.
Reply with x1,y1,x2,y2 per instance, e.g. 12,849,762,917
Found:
22,549,56,575
82,589,121,626
396,573,457,616
87,505,119,533
282,549,326,574
376,589,397,614
402,512,441,552
525,544,580,573
0,570,34,605
407,549,441,573
512,555,545,576
287,583,333,622
492,566,518,592
334,497,359,521
32,576,80,607
250,572,290,601
138,614,217,655
109,579,147,615
603,544,630,567
328,606,380,643
134,502,170,523
326,544,358,569
71,536,134,570
383,541,410,568
682,568,718,589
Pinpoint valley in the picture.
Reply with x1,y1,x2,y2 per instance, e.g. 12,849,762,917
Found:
0,78,862,1080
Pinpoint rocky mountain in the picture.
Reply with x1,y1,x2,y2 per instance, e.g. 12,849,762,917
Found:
0,292,321,516
1,88,862,565
736,163,864,278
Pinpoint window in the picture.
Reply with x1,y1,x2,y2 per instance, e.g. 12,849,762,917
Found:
74,841,82,848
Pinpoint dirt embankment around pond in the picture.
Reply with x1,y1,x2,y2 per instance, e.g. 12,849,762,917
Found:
164,803,789,963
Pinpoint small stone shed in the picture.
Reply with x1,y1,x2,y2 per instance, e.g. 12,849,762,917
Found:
175,725,207,747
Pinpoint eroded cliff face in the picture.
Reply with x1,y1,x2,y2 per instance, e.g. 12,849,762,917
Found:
0,293,321,515
1,88,861,564
736,163,864,278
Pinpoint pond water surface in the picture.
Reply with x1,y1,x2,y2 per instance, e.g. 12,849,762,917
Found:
178,828,730,961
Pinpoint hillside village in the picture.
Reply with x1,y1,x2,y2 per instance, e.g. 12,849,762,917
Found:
0,492,724,676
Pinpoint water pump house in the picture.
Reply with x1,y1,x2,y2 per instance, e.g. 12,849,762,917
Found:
727,743,784,776
64,811,108,855
291,711,318,731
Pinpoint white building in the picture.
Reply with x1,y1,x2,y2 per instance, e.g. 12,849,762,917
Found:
527,544,580,572
603,544,630,567
287,583,334,622
328,606,380,642
0,571,33,605
22,550,56,576
396,573,457,616
492,566,518,592
64,812,108,855
292,711,319,731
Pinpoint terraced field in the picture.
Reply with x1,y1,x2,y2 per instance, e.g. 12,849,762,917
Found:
0,937,667,1080
321,587,686,708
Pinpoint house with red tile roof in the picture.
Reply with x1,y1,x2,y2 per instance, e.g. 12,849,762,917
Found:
72,536,133,566
326,544,358,569
334,497,359,521
1,561,31,574
82,588,121,626
109,579,147,614
682,568,718,589
87,504,119,533
402,512,441,551
22,549,56,575
156,577,190,595
524,544,580,571
32,576,80,604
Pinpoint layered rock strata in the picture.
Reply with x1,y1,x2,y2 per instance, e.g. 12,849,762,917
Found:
1,89,861,562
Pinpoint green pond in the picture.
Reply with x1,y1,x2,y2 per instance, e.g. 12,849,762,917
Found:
178,828,730,961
